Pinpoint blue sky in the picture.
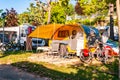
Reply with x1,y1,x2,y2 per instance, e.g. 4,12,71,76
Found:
0,0,34,14
0,0,76,14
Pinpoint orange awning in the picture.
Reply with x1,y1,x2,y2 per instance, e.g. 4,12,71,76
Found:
28,24,63,39
28,24,84,40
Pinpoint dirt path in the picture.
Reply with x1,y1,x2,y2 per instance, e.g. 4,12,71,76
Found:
28,53,103,66
0,64,51,80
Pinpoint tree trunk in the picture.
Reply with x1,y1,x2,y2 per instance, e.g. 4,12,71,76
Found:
47,0,51,24
116,0,120,79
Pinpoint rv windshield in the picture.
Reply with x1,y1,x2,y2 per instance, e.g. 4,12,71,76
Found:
0,33,9,43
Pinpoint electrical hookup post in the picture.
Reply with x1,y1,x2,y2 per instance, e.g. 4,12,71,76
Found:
26,27,32,51
116,0,120,79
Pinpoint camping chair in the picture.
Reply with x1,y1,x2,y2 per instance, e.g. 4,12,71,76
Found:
47,42,60,57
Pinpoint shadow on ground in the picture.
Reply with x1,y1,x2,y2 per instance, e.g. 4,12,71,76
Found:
11,59,119,80
0,64,50,80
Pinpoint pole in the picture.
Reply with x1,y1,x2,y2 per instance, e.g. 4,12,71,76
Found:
2,19,5,44
1,12,6,45
109,15,114,40
116,0,120,79
109,3,114,40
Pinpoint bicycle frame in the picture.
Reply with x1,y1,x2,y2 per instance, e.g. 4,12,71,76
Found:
79,42,114,63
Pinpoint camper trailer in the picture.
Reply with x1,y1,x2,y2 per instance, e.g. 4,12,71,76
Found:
0,24,46,49
28,24,100,56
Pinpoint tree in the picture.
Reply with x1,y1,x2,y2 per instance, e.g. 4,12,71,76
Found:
50,4,66,23
5,8,18,27
18,2,46,26
59,0,70,7
76,0,108,16
18,12,30,24
0,9,3,27
27,3,45,25
32,0,73,24
34,0,52,24
47,0,52,24
116,1,120,79
43,1,74,24
75,2,84,15
59,0,74,22
74,0,108,26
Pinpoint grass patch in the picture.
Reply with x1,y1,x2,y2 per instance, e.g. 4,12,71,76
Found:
0,51,32,64
0,52,119,80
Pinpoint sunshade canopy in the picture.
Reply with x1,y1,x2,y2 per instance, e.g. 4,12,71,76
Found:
29,24,84,40
28,24,100,40
28,24,63,39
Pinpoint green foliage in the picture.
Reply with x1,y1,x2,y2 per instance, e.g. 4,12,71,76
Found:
105,0,116,4
58,0,74,16
0,20,2,27
0,9,3,27
44,1,74,24
50,4,66,23
64,4,74,16
77,0,108,16
59,0,70,7
18,12,30,24
27,3,45,25
65,19,79,24
80,18,95,26
0,9,3,13
18,2,45,26
93,15,106,24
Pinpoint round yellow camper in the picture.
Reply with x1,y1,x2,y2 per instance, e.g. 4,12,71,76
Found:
28,24,99,56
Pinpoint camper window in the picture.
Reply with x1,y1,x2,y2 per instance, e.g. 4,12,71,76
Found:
71,30,77,39
58,30,69,38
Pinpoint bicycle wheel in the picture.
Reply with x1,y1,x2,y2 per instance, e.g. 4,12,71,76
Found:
0,44,6,52
95,49,104,61
79,49,92,63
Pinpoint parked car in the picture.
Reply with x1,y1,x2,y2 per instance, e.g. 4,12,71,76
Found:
32,38,48,49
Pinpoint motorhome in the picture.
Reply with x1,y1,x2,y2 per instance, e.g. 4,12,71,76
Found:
0,24,46,49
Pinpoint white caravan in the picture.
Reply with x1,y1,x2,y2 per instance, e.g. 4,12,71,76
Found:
0,23,45,49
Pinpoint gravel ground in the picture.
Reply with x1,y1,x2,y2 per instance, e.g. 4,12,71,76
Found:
28,53,103,66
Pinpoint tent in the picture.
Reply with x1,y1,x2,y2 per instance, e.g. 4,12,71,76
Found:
82,25,99,37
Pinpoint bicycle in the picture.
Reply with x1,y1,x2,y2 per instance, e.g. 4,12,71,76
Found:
79,41,113,64
0,42,8,53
